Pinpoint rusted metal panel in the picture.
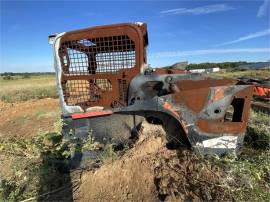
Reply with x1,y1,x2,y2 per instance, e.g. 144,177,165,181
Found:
153,68,187,75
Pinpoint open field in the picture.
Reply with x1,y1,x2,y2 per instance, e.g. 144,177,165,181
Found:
212,69,270,79
0,71,269,201
0,75,57,102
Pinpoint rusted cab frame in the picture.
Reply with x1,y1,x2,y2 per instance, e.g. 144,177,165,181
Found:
52,23,148,114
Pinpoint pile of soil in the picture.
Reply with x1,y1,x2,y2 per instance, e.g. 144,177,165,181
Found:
75,122,232,201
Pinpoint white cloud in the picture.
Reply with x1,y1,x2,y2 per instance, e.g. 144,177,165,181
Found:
215,29,270,46
150,48,270,58
257,0,270,18
160,4,235,16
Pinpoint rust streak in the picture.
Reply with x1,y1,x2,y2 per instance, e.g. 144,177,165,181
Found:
163,102,180,118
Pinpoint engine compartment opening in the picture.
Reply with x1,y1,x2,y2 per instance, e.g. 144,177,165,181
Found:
224,98,245,122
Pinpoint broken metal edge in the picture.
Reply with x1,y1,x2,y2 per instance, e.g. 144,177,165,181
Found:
53,32,85,114
193,135,244,156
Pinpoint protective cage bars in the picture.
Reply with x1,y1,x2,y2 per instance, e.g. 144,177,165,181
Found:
60,35,136,75
57,24,147,109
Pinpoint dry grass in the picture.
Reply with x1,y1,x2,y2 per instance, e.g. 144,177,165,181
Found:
211,69,270,79
0,75,57,102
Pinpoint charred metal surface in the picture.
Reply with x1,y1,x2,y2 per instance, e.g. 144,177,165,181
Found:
62,114,143,144
50,23,253,156
119,78,253,155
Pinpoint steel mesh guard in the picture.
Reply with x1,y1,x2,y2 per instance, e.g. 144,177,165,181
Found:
60,35,136,75
63,79,112,106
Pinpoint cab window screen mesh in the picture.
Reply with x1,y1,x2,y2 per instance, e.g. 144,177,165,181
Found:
60,35,136,75
95,79,112,91
62,79,112,105
63,80,96,106
67,49,89,74
96,51,135,73
63,79,112,106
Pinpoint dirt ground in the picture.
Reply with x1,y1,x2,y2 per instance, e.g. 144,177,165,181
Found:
75,122,231,202
0,98,60,138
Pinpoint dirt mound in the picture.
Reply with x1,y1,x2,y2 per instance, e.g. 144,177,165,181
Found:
0,98,59,138
75,122,231,201
154,150,231,201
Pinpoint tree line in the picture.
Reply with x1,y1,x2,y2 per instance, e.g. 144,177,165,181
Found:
0,72,55,76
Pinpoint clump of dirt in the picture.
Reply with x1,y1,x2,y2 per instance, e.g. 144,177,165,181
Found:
154,150,231,201
0,98,59,138
75,122,231,201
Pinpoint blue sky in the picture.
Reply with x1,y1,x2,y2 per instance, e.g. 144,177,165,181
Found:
0,0,270,72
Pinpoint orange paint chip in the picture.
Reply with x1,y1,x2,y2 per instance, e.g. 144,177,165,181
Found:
163,102,179,118
212,88,225,102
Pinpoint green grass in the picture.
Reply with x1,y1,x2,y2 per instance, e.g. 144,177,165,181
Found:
0,75,57,102
231,149,270,201
238,111,270,200
213,110,270,201
245,111,270,150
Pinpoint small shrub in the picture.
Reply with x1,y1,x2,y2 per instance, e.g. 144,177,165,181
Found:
2,75,14,80
245,126,270,149
22,74,31,79
98,144,117,163
0,94,12,102
245,110,270,149
0,121,74,201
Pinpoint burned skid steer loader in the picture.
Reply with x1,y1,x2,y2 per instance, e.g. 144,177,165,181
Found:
49,23,253,158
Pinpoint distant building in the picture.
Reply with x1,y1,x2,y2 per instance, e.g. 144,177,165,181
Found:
189,69,205,73
237,62,270,70
190,67,220,73
212,67,220,72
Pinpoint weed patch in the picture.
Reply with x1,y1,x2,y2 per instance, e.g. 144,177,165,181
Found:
212,69,270,79
0,119,121,201
0,87,57,103
0,75,57,103
245,111,270,150
209,110,270,201
0,120,73,201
